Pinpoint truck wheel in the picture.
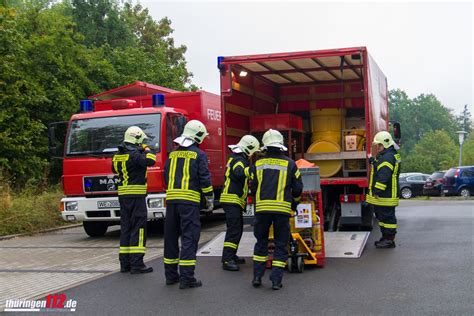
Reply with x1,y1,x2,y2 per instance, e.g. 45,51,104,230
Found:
401,187,413,199
459,188,470,197
83,222,108,237
296,256,304,273
287,257,294,273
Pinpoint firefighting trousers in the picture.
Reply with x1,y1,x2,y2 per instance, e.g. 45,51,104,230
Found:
164,203,201,282
221,204,244,263
253,213,290,284
373,205,397,238
118,196,148,268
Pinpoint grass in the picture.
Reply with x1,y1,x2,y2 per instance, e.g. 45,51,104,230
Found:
0,186,68,236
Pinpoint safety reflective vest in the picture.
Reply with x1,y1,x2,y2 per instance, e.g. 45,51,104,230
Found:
220,154,250,208
112,142,156,196
250,150,303,215
367,146,401,206
164,144,213,205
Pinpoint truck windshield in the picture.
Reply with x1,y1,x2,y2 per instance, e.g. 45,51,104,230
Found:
66,114,161,156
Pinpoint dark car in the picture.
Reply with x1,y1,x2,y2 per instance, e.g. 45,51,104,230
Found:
442,166,474,197
399,173,431,199
423,171,446,196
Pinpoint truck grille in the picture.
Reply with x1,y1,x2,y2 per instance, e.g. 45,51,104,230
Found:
86,211,111,218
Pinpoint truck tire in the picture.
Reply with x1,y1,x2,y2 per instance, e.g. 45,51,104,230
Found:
83,222,108,237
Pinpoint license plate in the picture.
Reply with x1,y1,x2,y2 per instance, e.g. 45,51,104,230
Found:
243,204,255,217
97,200,120,209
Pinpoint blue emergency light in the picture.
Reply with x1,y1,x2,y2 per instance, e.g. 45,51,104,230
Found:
217,56,225,70
152,94,165,107
80,100,93,112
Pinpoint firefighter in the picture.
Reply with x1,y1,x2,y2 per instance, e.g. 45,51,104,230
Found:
250,129,303,290
220,135,260,271
366,131,401,249
163,119,213,289
113,126,156,274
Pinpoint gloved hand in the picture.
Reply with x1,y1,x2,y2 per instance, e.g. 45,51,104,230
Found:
368,156,376,165
205,193,214,211
141,144,151,152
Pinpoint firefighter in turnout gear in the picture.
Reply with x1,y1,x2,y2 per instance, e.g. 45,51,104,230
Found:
163,120,213,289
112,126,156,274
367,131,401,249
221,135,260,271
250,129,303,290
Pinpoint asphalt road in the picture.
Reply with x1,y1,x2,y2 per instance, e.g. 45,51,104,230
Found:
10,200,474,315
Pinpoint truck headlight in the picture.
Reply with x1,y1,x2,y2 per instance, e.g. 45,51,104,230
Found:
147,198,164,209
65,201,78,212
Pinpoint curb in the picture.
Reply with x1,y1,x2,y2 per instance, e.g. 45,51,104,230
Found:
0,223,82,241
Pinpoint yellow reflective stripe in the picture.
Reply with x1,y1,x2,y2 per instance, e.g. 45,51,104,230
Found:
113,154,129,162
220,194,246,208
164,258,179,264
118,184,147,195
377,161,394,171
242,177,249,200
276,170,287,201
223,242,238,249
392,159,400,198
181,158,190,190
256,169,263,201
244,167,250,178
113,161,118,174
202,186,213,194
272,260,286,268
366,194,399,206
379,222,397,229
179,259,196,266
368,164,375,196
233,161,245,171
122,161,129,186
295,169,301,179
374,182,387,190
294,196,301,202
139,228,144,247
256,158,289,167
166,189,201,202
119,246,146,254
146,153,156,161
253,255,268,262
223,158,233,194
168,156,177,190
169,151,198,159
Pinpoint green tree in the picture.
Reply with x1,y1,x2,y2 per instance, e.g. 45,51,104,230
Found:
461,134,474,166
403,130,458,173
389,89,459,153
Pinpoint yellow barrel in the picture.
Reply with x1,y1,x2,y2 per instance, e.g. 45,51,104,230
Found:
310,108,346,145
306,140,342,177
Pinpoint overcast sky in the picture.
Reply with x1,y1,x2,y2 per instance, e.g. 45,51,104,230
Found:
142,1,473,114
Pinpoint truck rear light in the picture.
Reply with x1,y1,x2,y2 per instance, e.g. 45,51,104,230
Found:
247,196,253,204
340,194,364,203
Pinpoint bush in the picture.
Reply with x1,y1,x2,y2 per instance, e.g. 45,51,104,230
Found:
0,185,67,236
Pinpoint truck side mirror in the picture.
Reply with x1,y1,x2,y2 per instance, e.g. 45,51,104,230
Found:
48,121,68,159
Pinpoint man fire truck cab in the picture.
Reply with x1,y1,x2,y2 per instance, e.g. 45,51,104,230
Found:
49,81,225,237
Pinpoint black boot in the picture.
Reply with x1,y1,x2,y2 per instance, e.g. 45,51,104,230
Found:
120,265,130,273
130,265,154,274
179,279,202,289
272,281,283,290
166,278,180,285
374,237,385,246
223,260,240,271
233,255,246,264
375,239,396,249
252,276,262,288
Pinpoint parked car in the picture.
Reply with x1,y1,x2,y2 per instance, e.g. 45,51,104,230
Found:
423,171,447,196
442,166,474,197
399,173,431,199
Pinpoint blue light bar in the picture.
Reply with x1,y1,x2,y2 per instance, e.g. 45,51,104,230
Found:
217,56,224,70
80,100,93,112
152,94,165,107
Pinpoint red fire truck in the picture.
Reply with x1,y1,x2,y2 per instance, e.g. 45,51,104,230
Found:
217,46,399,231
50,81,225,236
